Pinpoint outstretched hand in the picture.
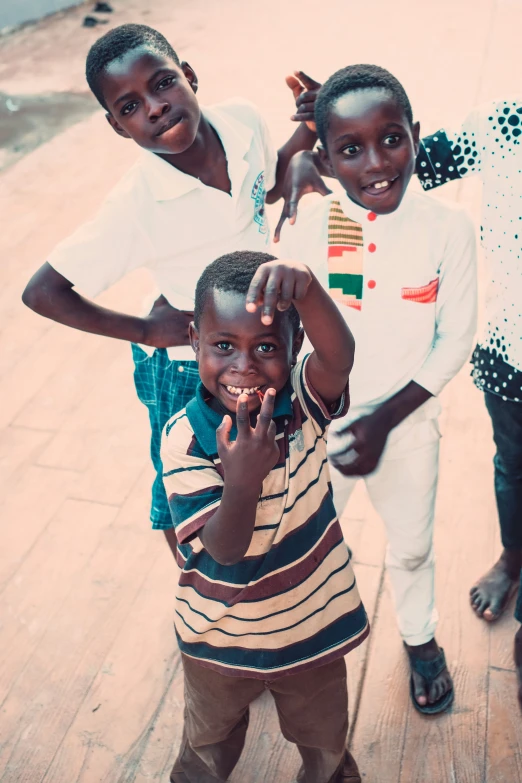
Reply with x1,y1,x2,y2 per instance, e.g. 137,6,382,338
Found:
246,259,312,325
274,151,332,242
286,71,321,131
217,390,279,488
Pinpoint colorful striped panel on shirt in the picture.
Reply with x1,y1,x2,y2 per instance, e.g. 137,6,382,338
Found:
161,359,369,679
401,277,439,303
327,200,364,310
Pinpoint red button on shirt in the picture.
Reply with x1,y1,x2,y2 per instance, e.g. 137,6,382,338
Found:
367,280,376,289
368,212,377,221
368,243,376,253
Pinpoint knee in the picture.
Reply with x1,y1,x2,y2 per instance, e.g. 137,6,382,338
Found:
494,452,522,482
388,542,433,572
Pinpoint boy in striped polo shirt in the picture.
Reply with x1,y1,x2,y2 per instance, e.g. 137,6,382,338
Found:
161,250,368,783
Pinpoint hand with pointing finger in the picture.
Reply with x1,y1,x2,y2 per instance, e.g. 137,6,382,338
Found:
245,260,312,325
217,389,280,488
274,151,332,242
287,71,322,131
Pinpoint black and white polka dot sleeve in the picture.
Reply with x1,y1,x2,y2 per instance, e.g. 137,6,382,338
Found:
416,107,482,191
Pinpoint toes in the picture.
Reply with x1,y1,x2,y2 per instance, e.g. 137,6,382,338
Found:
470,586,479,598
412,674,428,706
483,607,498,621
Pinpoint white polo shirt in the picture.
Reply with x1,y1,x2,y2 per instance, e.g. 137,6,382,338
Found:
48,98,277,361
277,189,478,417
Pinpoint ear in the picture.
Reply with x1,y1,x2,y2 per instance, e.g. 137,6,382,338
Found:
106,112,131,139
291,327,305,364
189,322,200,360
412,121,421,157
181,61,198,94
317,145,335,179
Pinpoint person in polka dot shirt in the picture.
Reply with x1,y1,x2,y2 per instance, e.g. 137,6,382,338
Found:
417,98,522,708
276,65,478,715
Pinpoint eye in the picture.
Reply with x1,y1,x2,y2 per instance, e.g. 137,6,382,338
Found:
121,101,138,116
157,75,175,90
340,144,360,157
215,341,232,351
256,343,276,354
383,134,402,146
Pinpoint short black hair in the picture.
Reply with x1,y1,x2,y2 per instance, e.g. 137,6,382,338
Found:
315,64,413,148
86,23,180,110
194,251,301,334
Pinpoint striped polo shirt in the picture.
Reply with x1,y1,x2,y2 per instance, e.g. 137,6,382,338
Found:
161,356,369,679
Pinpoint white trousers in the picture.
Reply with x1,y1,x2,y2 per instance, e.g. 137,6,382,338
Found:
328,407,441,646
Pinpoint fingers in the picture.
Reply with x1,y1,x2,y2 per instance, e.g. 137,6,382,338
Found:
285,74,304,101
216,414,233,450
235,394,251,436
294,70,322,91
277,274,296,311
246,266,283,325
273,198,297,243
246,265,270,312
255,388,276,435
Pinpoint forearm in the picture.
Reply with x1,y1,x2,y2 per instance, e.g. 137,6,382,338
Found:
199,482,260,565
373,381,433,431
298,276,355,375
23,282,149,344
266,125,317,203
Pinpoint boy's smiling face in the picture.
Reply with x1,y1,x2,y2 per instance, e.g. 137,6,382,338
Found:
321,88,420,214
190,290,302,414
101,45,201,154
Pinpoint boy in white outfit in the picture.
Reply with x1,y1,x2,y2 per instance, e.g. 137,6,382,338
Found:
277,64,477,714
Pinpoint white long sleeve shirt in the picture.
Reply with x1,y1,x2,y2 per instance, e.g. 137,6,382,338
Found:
277,189,478,416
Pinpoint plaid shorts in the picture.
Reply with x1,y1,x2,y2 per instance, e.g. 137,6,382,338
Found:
132,344,199,529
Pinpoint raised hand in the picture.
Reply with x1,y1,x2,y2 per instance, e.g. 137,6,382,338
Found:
217,390,280,488
274,150,332,242
286,71,322,131
245,260,312,325
143,294,193,348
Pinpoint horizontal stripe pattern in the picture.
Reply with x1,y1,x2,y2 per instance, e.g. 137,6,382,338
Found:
161,358,368,677
401,277,439,303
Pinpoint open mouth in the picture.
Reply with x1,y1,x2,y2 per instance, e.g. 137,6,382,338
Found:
362,176,399,197
223,384,263,397
156,114,183,137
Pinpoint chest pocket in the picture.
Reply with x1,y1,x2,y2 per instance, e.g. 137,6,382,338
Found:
401,277,439,303
327,200,364,311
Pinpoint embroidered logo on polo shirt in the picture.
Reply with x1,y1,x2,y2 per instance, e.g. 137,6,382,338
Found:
327,200,364,310
251,172,268,234
289,428,305,453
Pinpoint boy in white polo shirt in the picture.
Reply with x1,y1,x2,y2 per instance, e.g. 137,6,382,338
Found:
22,23,320,544
277,64,478,714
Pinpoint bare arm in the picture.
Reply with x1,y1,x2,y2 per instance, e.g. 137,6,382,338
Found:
22,262,193,348
246,261,354,405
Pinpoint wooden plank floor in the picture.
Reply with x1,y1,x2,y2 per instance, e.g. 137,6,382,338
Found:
1,0,521,781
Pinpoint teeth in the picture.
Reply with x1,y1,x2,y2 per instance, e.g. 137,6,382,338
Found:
226,385,261,395
373,180,390,190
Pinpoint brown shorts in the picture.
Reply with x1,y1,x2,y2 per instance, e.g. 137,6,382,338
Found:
170,654,361,783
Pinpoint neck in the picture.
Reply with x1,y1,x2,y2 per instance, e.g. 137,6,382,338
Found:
157,115,224,177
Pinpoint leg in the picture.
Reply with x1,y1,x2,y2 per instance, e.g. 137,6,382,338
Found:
365,418,452,710
515,584,522,711
270,658,360,783
131,345,199,538
171,655,264,783
470,393,522,620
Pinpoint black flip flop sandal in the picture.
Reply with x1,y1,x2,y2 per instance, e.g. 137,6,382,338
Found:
404,644,454,715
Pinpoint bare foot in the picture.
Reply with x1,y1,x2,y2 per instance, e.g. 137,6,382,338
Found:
405,638,453,709
515,627,522,712
470,550,521,621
